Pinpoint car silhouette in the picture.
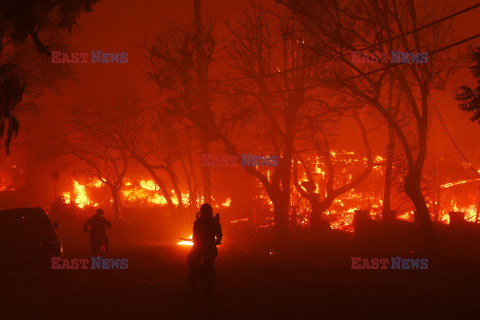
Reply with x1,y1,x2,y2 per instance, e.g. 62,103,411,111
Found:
0,207,62,273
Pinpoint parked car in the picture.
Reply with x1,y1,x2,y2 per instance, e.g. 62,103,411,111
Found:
0,207,62,273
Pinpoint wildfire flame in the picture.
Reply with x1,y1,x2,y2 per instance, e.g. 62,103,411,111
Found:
62,180,97,208
177,235,193,246
139,180,159,191
122,187,168,206
222,198,231,207
53,149,480,232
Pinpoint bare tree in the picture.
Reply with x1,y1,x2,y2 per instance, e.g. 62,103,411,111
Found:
142,16,216,204
281,0,458,252
61,135,128,220
293,110,373,230
102,93,198,222
214,5,332,241
50,100,131,219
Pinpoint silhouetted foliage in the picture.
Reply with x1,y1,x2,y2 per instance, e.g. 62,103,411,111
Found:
456,48,480,123
0,64,25,154
0,0,99,154
0,0,99,55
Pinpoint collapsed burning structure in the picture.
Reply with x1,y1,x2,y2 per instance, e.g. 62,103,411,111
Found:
2,146,477,234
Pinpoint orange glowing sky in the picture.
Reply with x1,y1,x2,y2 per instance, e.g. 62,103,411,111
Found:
16,0,480,171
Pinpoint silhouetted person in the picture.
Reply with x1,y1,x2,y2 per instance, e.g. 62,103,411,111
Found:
83,208,111,255
187,203,223,292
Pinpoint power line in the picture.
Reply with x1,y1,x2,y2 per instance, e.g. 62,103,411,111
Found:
212,3,480,84
45,75,151,112
12,4,480,143
215,3,286,49
429,94,480,178
215,32,480,95
18,33,479,145
23,92,165,131
11,5,285,136
11,97,169,146
32,2,479,116
30,5,283,125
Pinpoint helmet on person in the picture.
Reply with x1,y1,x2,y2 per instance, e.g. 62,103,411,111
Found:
199,203,213,218
96,208,105,216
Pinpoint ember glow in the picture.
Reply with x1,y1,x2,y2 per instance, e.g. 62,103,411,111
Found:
0,164,21,192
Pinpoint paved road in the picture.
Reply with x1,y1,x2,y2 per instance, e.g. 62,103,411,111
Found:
2,241,479,319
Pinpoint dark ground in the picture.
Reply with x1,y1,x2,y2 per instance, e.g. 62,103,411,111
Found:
2,234,480,320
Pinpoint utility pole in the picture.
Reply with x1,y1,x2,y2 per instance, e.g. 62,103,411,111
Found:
194,0,212,204
52,171,59,201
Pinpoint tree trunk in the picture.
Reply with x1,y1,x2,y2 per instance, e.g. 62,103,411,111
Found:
405,90,435,254
199,134,212,204
272,193,289,242
310,199,331,231
382,124,395,218
383,80,396,219
134,156,177,221
110,186,121,220
404,171,436,253
273,123,295,241
167,167,186,218
154,176,176,222
146,167,176,221
179,155,197,208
